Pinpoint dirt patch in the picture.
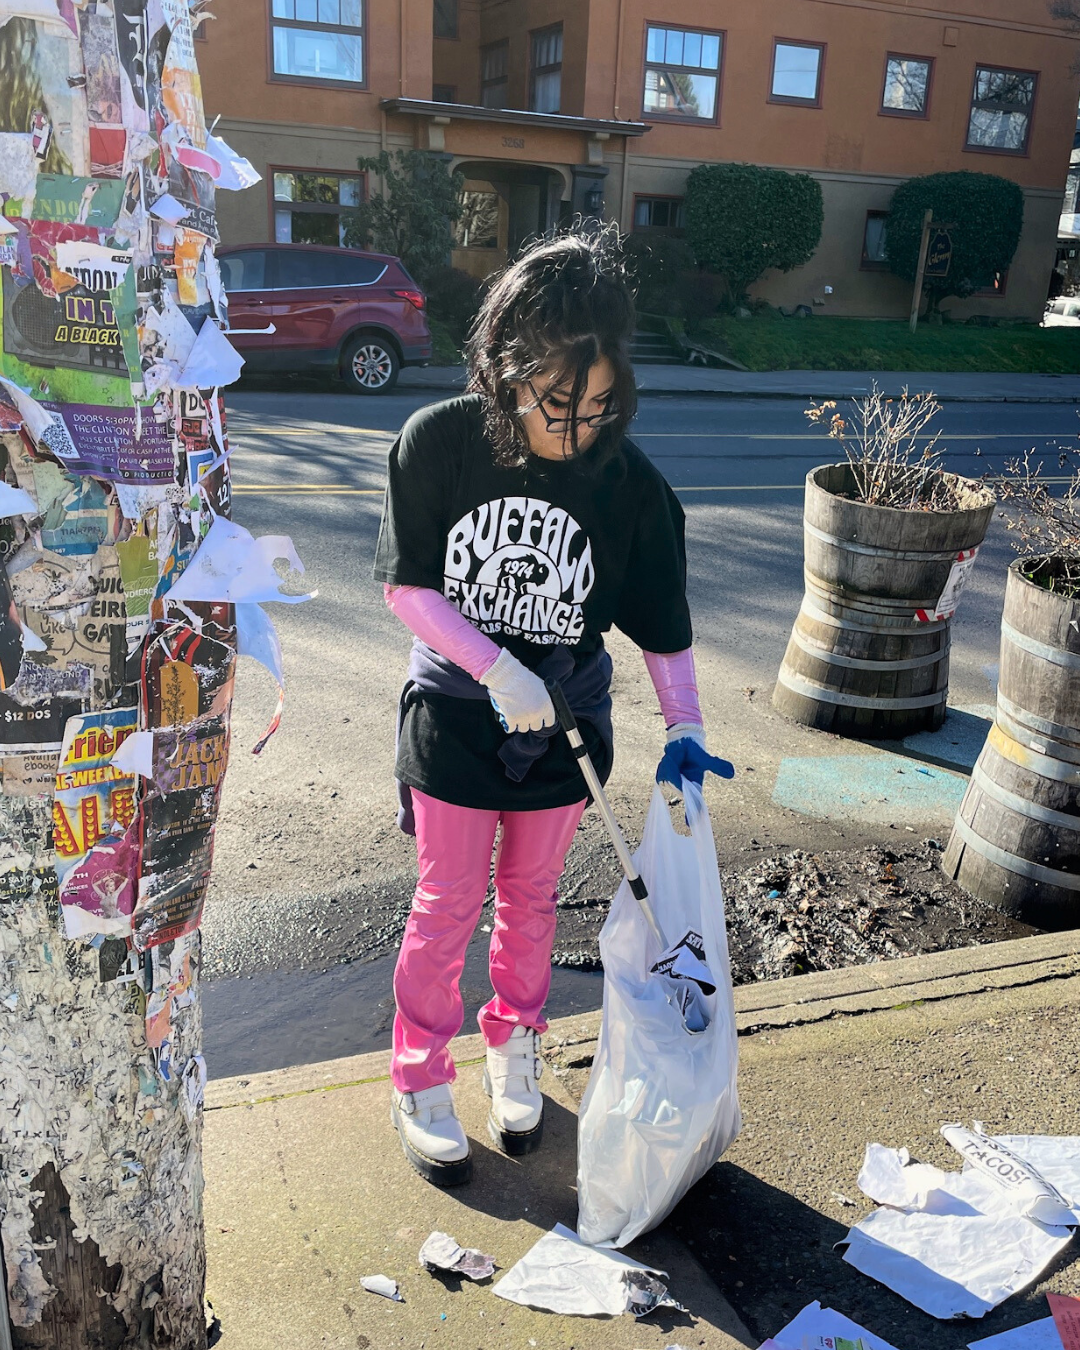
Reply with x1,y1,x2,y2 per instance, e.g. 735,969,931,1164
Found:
551,837,1038,981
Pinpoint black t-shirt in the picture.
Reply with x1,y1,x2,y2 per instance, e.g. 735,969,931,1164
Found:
374,394,692,810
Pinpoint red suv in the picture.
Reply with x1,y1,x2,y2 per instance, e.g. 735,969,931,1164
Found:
218,243,432,394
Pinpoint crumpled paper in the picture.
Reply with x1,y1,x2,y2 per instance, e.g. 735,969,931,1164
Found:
842,1132,1080,1319
418,1231,495,1281
493,1223,685,1318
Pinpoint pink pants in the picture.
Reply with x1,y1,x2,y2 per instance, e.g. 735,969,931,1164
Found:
391,788,586,1093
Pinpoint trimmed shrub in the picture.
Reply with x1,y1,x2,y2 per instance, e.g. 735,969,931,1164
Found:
885,171,1024,312
423,265,483,346
684,162,824,304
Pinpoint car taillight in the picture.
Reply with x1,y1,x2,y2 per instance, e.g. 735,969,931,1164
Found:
392,289,425,311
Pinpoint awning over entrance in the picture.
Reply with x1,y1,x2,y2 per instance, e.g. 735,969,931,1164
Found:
379,98,650,141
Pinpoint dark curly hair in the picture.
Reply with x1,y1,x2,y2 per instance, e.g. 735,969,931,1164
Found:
465,223,637,468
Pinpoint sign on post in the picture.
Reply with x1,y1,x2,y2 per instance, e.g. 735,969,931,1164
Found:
925,229,953,279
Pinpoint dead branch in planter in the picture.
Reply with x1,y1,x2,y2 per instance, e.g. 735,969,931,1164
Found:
998,444,1080,592
805,384,962,512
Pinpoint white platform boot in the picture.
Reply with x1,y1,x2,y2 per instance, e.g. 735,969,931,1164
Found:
482,1026,545,1156
391,1083,472,1186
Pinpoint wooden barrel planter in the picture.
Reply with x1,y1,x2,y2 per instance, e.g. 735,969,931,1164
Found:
943,557,1080,928
773,463,995,738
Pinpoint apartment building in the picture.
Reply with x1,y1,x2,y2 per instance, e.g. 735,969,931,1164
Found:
197,0,1080,318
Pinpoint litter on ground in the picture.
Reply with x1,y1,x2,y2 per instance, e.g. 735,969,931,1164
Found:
418,1231,496,1281
493,1223,685,1318
841,1130,1080,1318
360,1274,402,1301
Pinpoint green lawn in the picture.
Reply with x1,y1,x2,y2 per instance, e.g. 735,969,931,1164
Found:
695,313,1080,374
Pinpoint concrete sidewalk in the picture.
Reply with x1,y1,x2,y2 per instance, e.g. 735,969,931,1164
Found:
400,365,1080,402
203,1039,754,1349
202,929,1080,1348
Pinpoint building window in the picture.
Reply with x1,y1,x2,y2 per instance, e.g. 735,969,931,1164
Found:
433,0,456,40
272,170,364,245
973,269,1008,297
881,54,932,117
770,39,824,106
861,211,889,269
481,40,508,108
966,66,1036,154
433,83,456,103
633,195,685,231
643,25,722,123
454,191,500,249
530,24,563,114
271,0,364,85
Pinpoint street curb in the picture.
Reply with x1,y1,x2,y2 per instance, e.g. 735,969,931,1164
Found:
399,371,1080,404
206,928,1080,1108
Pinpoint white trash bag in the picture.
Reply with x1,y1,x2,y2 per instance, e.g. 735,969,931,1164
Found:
576,781,741,1248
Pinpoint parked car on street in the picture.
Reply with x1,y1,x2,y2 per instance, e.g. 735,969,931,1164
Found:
1043,297,1080,328
218,243,432,393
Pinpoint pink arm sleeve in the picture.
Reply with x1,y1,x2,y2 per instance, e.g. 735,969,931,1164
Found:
384,584,501,682
643,648,702,728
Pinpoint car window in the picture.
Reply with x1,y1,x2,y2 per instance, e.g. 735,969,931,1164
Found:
273,249,386,288
336,255,388,285
219,250,268,291
1069,304,1080,318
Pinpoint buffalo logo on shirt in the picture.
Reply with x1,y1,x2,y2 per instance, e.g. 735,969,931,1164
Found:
444,497,594,643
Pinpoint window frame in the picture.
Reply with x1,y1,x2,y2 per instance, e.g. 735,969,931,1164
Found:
529,22,563,114
433,0,457,41
266,166,368,247
768,37,826,108
879,51,934,120
267,0,367,90
971,268,1009,298
860,210,890,271
640,21,725,127
632,193,687,232
964,63,1038,158
480,38,509,108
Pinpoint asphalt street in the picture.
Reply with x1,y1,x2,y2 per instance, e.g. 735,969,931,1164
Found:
201,385,1080,1075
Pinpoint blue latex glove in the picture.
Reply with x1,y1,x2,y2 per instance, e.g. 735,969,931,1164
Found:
656,725,735,792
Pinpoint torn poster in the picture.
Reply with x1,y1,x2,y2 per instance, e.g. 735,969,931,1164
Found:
133,621,234,949
13,546,127,708
36,401,177,483
841,1135,1080,1319
163,513,313,605
236,602,283,754
53,707,137,936
0,554,86,752
145,930,198,1048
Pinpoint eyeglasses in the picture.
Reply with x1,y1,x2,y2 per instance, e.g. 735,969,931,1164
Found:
523,380,620,433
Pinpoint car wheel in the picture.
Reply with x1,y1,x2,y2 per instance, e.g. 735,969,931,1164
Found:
341,335,399,394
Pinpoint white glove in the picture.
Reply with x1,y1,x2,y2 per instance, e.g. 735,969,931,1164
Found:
479,648,556,733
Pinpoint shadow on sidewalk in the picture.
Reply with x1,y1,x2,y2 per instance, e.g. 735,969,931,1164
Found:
668,1163,1070,1350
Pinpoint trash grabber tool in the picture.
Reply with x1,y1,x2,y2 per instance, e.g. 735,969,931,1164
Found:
545,677,666,948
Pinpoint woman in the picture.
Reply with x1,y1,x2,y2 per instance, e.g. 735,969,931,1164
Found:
374,227,731,1186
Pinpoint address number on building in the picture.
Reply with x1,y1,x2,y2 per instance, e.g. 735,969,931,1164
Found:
502,136,525,149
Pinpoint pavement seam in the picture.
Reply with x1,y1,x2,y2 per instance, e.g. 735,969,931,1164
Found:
205,1055,487,1112
735,957,1080,1034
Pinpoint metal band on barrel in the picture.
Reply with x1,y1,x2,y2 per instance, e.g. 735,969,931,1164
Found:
790,626,945,672
1002,619,1080,671
775,667,946,710
802,519,963,562
951,812,1080,892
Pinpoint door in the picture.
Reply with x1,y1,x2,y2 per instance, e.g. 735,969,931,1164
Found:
219,250,276,367
269,248,388,365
